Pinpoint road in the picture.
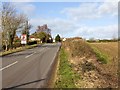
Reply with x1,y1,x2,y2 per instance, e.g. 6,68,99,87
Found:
1,43,61,89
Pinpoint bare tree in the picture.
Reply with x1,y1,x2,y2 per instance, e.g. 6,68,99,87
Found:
2,2,27,50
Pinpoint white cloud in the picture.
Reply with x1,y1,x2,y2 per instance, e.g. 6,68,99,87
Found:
104,0,119,2
29,1,118,39
61,3,100,20
62,2,118,20
98,2,118,16
2,0,35,2
74,24,118,39
1,0,119,2
9,1,118,39
30,17,118,39
13,2,36,17
30,18,78,37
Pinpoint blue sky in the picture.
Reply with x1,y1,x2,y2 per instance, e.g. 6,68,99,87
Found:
2,0,118,39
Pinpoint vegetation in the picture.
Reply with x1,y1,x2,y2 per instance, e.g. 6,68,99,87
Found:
55,34,61,42
90,42,118,74
63,39,94,58
0,44,37,56
57,38,118,88
37,32,47,43
63,38,108,64
90,42,118,62
91,46,108,64
2,2,30,50
55,48,78,88
31,31,53,43
28,41,37,45
87,39,118,43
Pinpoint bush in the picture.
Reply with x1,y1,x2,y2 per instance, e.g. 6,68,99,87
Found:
28,41,37,45
13,42,21,48
63,39,94,58
55,34,61,42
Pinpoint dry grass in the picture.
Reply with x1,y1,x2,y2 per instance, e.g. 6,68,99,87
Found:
90,42,118,75
61,39,118,88
90,42,118,61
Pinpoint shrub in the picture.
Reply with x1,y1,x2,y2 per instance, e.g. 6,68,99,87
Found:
63,40,94,58
28,41,37,45
55,34,61,42
13,42,21,48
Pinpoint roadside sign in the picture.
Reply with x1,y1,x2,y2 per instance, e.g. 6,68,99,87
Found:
21,34,27,44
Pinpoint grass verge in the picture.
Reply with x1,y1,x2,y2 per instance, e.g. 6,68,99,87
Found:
0,44,38,56
55,47,78,88
91,46,108,64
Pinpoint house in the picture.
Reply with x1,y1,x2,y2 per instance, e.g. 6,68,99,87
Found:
29,35,40,41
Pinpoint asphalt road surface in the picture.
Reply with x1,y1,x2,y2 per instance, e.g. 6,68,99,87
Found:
1,43,61,89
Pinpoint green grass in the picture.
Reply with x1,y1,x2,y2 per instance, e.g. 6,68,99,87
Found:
91,46,108,64
0,44,38,56
55,47,78,88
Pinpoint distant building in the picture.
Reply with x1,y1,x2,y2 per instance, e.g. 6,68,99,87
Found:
29,35,40,41
37,24,51,35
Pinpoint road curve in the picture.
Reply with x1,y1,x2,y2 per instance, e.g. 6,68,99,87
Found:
1,43,61,89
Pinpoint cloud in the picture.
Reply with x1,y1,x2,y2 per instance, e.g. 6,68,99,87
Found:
61,2,118,20
13,2,36,17
98,2,118,16
30,17,118,39
74,24,118,39
2,0,35,2
1,0,119,2
61,3,100,20
30,18,78,37
9,2,118,39
104,0,119,2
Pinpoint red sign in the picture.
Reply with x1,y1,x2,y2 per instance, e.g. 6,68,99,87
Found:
21,34,27,44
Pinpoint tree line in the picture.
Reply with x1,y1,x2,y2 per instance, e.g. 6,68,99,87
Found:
31,32,61,43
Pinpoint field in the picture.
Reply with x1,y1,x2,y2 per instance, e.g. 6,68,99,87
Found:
55,39,118,88
90,42,118,75
90,42,118,61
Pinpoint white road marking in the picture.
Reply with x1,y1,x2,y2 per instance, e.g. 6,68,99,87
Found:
0,61,18,71
25,52,36,58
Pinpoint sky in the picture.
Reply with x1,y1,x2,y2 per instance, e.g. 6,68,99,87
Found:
1,0,119,39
